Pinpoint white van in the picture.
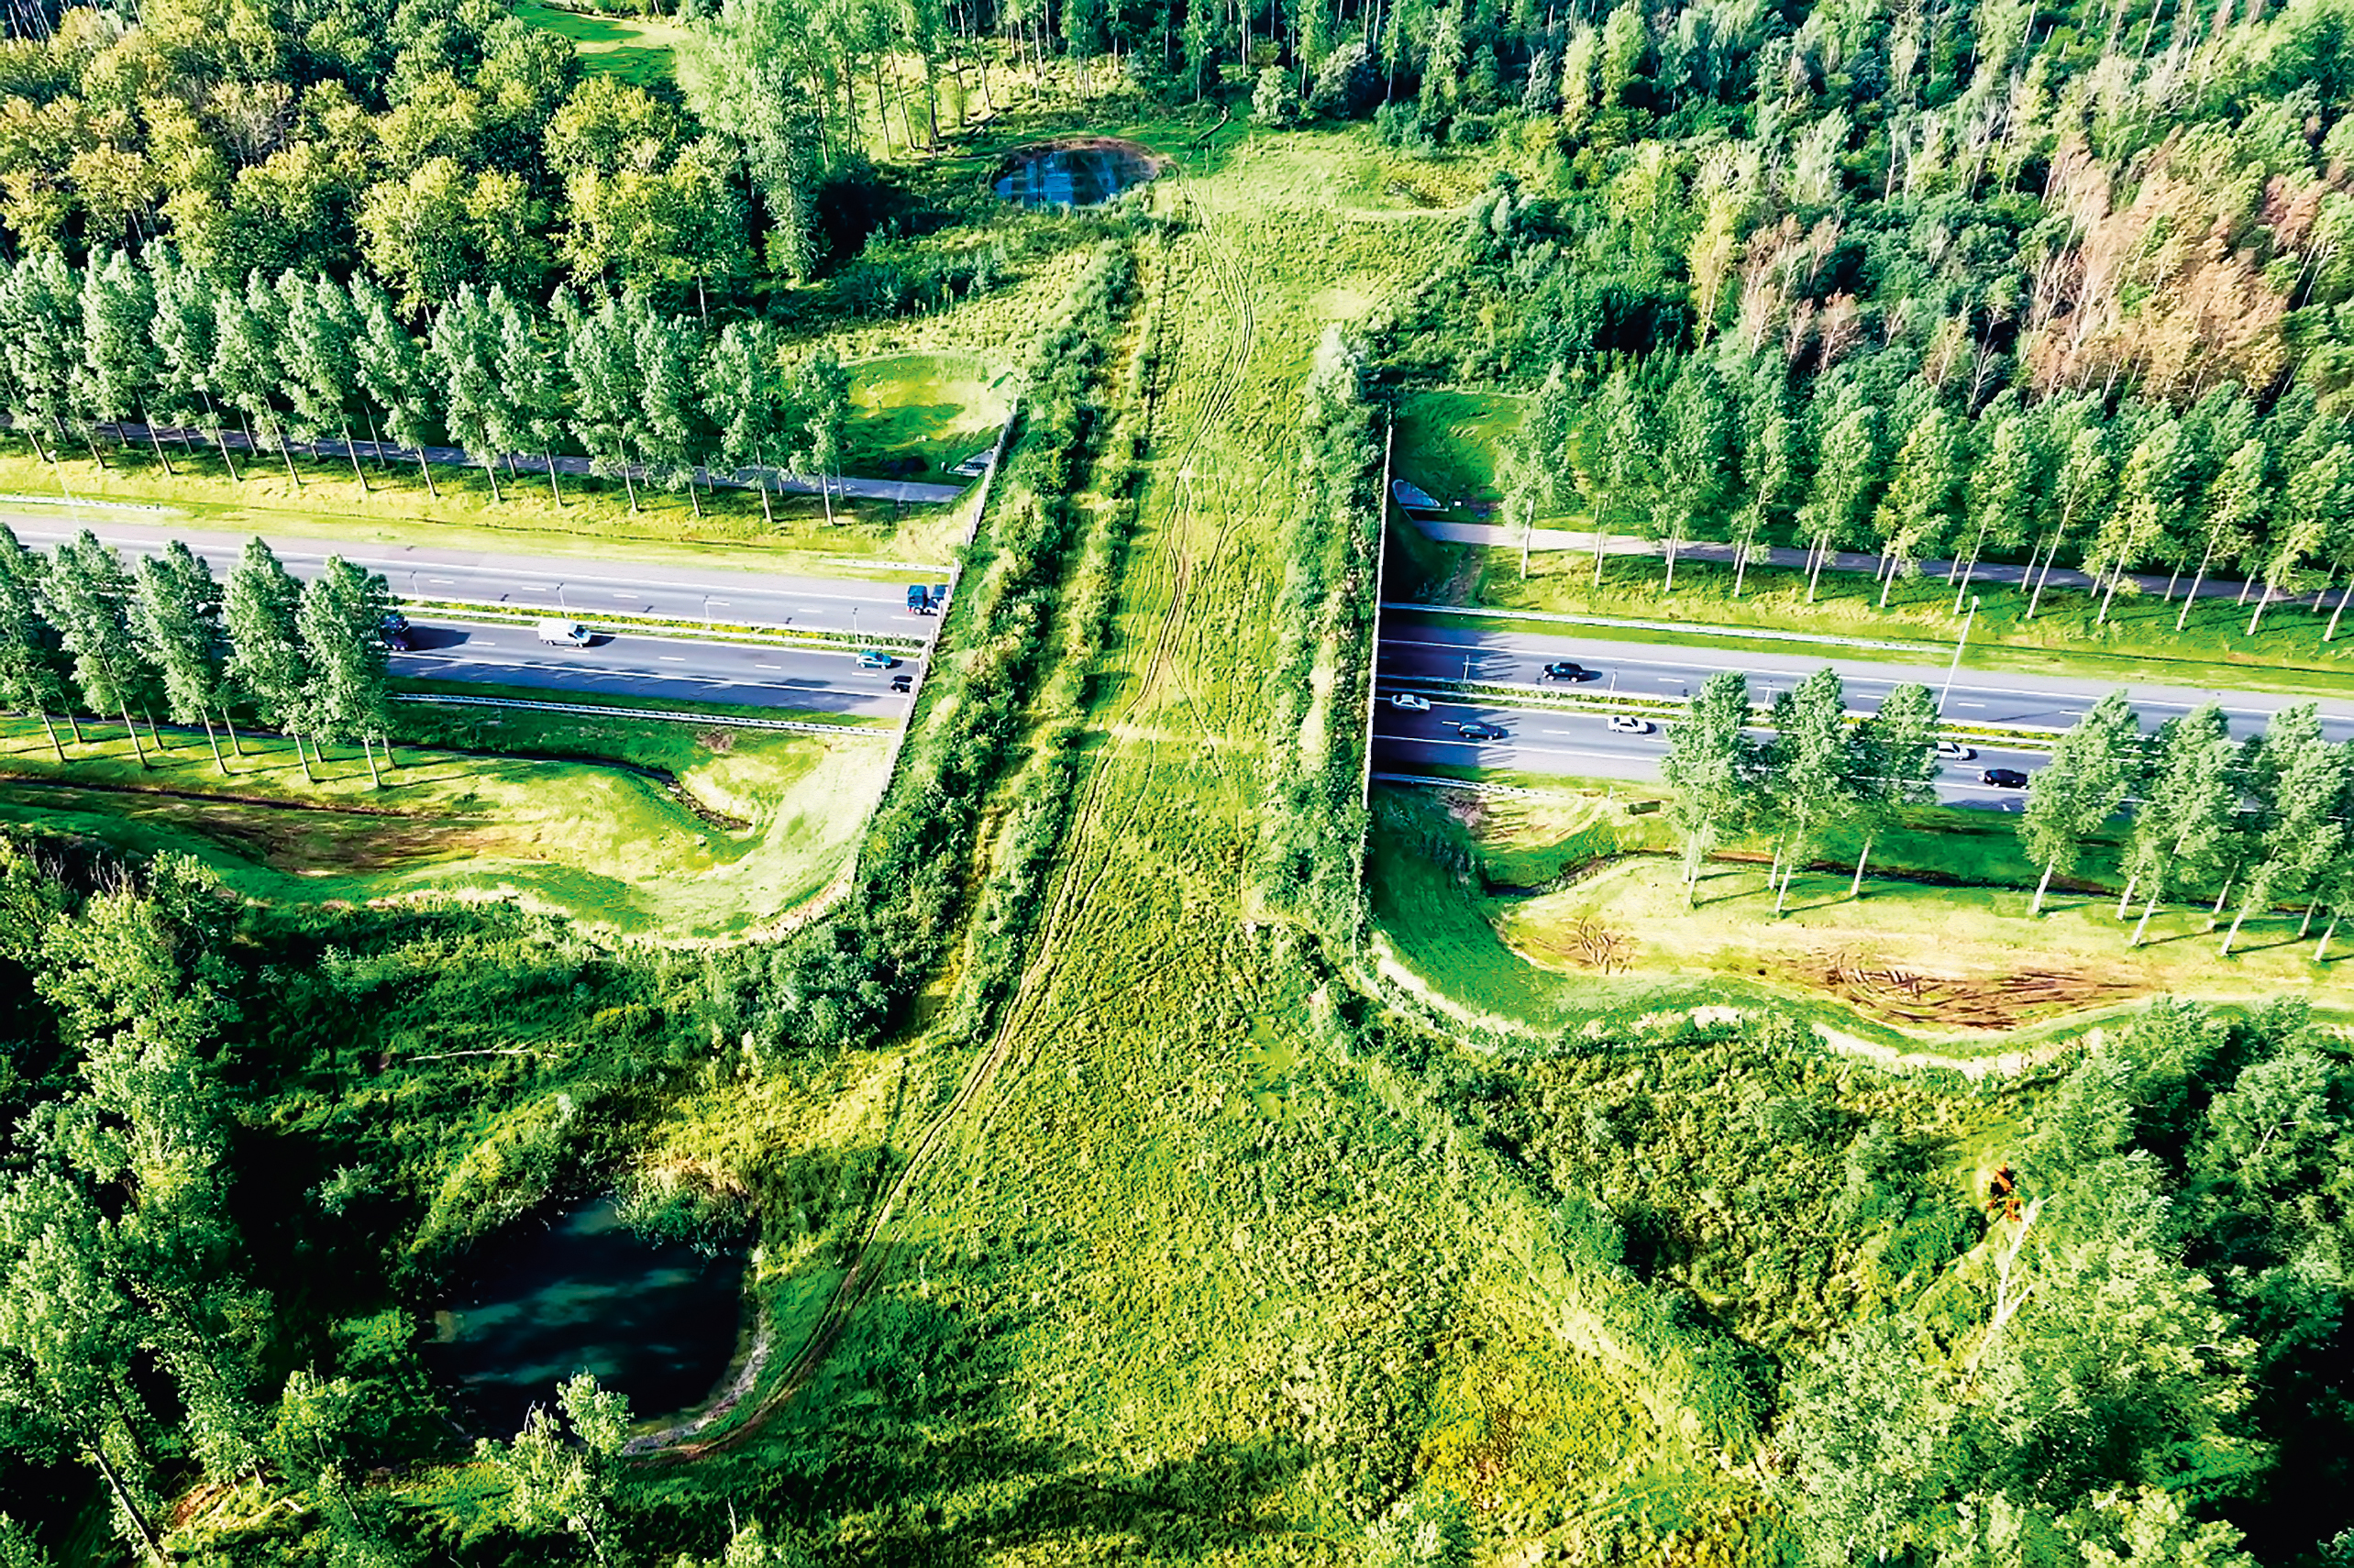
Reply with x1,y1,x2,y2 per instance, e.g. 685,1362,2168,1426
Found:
536,617,592,646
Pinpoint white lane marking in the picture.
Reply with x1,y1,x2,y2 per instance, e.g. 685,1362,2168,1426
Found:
1953,701,1986,708
427,577,454,584
707,599,730,606
658,656,686,662
755,663,783,670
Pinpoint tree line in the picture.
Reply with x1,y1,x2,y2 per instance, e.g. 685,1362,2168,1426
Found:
0,245,856,522
1662,669,2354,953
0,526,399,783
1499,345,2354,637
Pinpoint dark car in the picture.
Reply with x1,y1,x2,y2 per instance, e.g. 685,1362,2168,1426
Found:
1539,660,1590,681
890,673,913,693
1981,767,2029,789
381,612,412,651
1456,721,1508,741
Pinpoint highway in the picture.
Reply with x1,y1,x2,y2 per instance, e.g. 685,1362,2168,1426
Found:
1,516,948,639
391,616,916,716
1374,613,2354,808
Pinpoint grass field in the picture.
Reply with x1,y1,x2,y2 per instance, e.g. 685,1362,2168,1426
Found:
0,705,885,934
0,440,972,570
1390,386,1529,503
513,0,684,86
1367,784,2354,1048
843,350,1018,480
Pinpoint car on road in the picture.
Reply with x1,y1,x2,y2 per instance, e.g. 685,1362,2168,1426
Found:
381,612,412,651
1539,660,1593,681
536,617,592,646
890,673,913,693
858,649,898,669
1981,767,2029,789
1937,740,1978,760
1606,715,1655,734
906,583,930,613
1388,692,1431,711
1455,721,1508,741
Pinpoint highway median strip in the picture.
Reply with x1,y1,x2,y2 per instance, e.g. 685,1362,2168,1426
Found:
387,691,893,736
400,598,932,652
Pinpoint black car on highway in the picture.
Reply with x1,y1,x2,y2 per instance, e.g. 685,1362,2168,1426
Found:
1981,767,2029,789
381,612,412,651
1456,721,1508,741
1539,660,1592,681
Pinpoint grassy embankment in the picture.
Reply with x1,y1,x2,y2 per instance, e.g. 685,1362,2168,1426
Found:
0,703,885,935
1367,784,2354,1050
1386,390,2354,692
0,347,1022,570
512,0,684,87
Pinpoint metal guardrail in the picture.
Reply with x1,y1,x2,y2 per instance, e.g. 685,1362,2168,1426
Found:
389,691,891,737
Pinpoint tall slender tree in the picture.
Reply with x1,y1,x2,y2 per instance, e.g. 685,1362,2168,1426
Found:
1846,681,1940,895
497,287,571,504
2178,438,2268,632
224,539,315,781
2017,690,2142,917
429,285,508,502
350,278,441,499
0,525,72,758
1661,670,1753,901
2123,703,2237,946
80,249,168,472
128,544,232,774
145,245,235,479
1762,668,1857,913
2220,708,2345,956
278,273,370,491
296,558,395,787
702,318,783,526
42,531,156,767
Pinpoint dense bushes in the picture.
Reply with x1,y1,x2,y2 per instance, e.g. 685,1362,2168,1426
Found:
733,241,1141,1056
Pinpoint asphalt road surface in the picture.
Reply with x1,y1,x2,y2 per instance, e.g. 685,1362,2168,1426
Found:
1375,613,2354,808
2,515,948,638
392,617,917,716
1374,697,2049,810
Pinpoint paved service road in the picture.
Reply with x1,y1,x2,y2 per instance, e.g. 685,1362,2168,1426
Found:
1374,613,2354,809
392,618,917,716
0,516,947,638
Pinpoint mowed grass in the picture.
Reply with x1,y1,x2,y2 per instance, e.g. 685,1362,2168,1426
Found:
0,706,885,935
843,349,1017,480
0,439,972,570
1369,784,2354,1048
1390,386,1529,506
513,0,683,86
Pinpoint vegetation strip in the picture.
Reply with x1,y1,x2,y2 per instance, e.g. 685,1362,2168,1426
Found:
385,693,890,737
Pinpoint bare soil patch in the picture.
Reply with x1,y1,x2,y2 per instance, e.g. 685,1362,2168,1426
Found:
1803,946,2138,1030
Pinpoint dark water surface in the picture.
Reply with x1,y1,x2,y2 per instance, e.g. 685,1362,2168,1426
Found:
423,1200,745,1436
994,145,1157,206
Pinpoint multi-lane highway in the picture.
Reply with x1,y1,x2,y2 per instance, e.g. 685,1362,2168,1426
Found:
392,617,915,715
2,516,942,639
1374,612,2354,807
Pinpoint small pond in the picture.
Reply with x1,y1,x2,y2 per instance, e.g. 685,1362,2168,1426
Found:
423,1199,746,1437
994,142,1160,207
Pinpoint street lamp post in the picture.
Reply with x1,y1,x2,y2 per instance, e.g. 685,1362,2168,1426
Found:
1940,594,1981,715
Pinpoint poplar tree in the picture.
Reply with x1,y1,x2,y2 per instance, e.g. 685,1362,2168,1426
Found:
1731,375,1795,597
145,244,235,479
563,293,641,513
296,558,394,787
80,249,169,471
128,543,233,774
1870,406,1962,608
350,277,441,498
1847,681,1940,895
278,273,370,490
2123,703,2237,947
630,294,705,516
788,347,849,527
2220,708,2346,956
0,525,72,758
2017,690,2141,916
429,284,507,502
0,250,82,463
497,287,570,504
1762,668,1856,913
2178,438,2267,632
1649,360,1728,591
224,538,315,781
1580,368,1652,586
217,271,302,486
2090,420,2184,626
1797,405,1881,602
1661,670,1752,900
2248,448,2344,637
1952,402,2037,613
42,531,155,767
703,318,783,525
2026,425,2111,619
